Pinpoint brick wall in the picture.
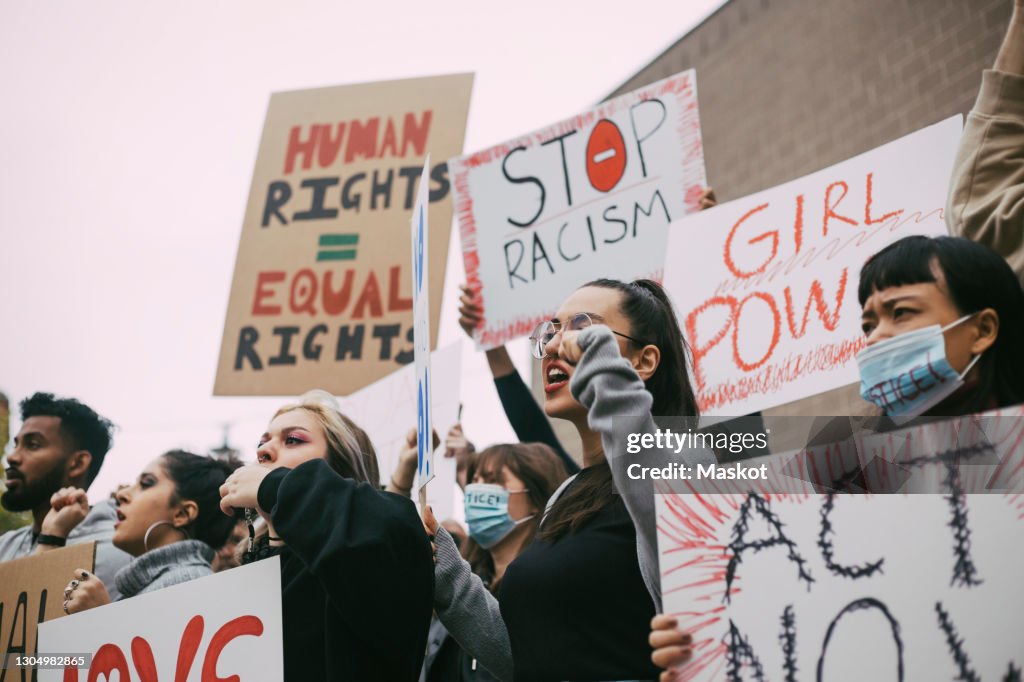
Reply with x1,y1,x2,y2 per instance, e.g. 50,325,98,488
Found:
608,0,1008,201
534,0,1009,456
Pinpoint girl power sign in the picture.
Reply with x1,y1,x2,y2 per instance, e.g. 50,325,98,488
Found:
451,70,707,349
664,117,961,416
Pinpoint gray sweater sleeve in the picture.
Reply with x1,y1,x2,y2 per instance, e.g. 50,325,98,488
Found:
569,325,716,612
432,526,513,681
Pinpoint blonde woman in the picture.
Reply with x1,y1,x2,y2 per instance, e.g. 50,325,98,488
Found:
219,391,433,681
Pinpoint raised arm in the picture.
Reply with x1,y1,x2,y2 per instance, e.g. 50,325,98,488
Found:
996,1,1024,74
947,1,1024,285
430,524,514,681
257,459,434,680
568,326,715,611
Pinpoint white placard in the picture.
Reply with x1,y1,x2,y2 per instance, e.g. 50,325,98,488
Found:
665,116,961,416
338,341,462,521
38,557,283,682
452,70,706,349
656,408,1024,681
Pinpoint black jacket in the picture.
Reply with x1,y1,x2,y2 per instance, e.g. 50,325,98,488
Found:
257,458,434,681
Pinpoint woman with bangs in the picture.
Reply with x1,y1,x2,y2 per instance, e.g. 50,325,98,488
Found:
650,235,1024,680
218,390,433,681
855,235,1024,417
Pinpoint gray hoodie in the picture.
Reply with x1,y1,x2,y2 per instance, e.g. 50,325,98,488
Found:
432,325,715,681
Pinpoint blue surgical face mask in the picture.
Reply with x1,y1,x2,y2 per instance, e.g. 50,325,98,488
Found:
856,313,982,421
464,483,534,550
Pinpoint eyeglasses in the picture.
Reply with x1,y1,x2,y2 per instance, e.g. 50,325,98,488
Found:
528,312,649,359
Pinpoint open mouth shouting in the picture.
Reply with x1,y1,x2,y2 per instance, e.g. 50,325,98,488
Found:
544,361,571,394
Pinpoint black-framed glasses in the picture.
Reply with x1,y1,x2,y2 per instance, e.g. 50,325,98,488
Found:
528,312,649,359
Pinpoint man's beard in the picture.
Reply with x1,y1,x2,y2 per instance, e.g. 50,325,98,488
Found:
1,465,66,512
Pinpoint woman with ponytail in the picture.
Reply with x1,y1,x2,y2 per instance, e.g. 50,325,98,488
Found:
430,279,714,681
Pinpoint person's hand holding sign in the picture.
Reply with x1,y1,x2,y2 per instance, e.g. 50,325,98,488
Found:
387,427,440,498
63,569,111,615
649,614,693,680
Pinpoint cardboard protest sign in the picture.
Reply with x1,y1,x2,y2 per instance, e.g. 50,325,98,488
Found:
664,116,961,416
37,556,282,682
1,543,94,679
655,407,1024,681
338,341,462,521
411,157,434,491
452,70,706,349
215,73,473,396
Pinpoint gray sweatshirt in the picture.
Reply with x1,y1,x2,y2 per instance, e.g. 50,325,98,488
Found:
433,325,715,681
0,498,132,600
570,325,716,609
114,539,213,599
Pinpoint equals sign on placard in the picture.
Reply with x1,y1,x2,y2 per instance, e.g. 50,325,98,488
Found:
317,233,359,261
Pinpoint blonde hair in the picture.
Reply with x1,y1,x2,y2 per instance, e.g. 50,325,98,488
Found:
272,390,374,484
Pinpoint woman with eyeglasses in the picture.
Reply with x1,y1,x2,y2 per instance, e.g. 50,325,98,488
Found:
429,278,715,681
457,284,579,476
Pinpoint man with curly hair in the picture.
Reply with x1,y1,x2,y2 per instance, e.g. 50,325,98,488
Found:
0,392,130,596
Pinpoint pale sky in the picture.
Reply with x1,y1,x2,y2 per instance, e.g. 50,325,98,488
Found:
0,0,726,500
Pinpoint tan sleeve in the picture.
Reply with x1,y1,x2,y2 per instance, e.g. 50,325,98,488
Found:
947,70,1024,288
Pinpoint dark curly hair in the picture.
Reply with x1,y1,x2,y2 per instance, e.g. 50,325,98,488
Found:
20,392,115,487
160,450,243,549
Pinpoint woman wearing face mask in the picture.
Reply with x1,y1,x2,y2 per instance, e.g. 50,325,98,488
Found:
856,235,1024,417
423,443,567,681
58,450,241,614
649,235,1024,679
218,391,433,681
429,279,715,682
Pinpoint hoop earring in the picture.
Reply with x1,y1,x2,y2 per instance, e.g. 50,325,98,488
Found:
143,520,189,553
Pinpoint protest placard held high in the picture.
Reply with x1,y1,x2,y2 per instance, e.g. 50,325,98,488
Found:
215,74,473,396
